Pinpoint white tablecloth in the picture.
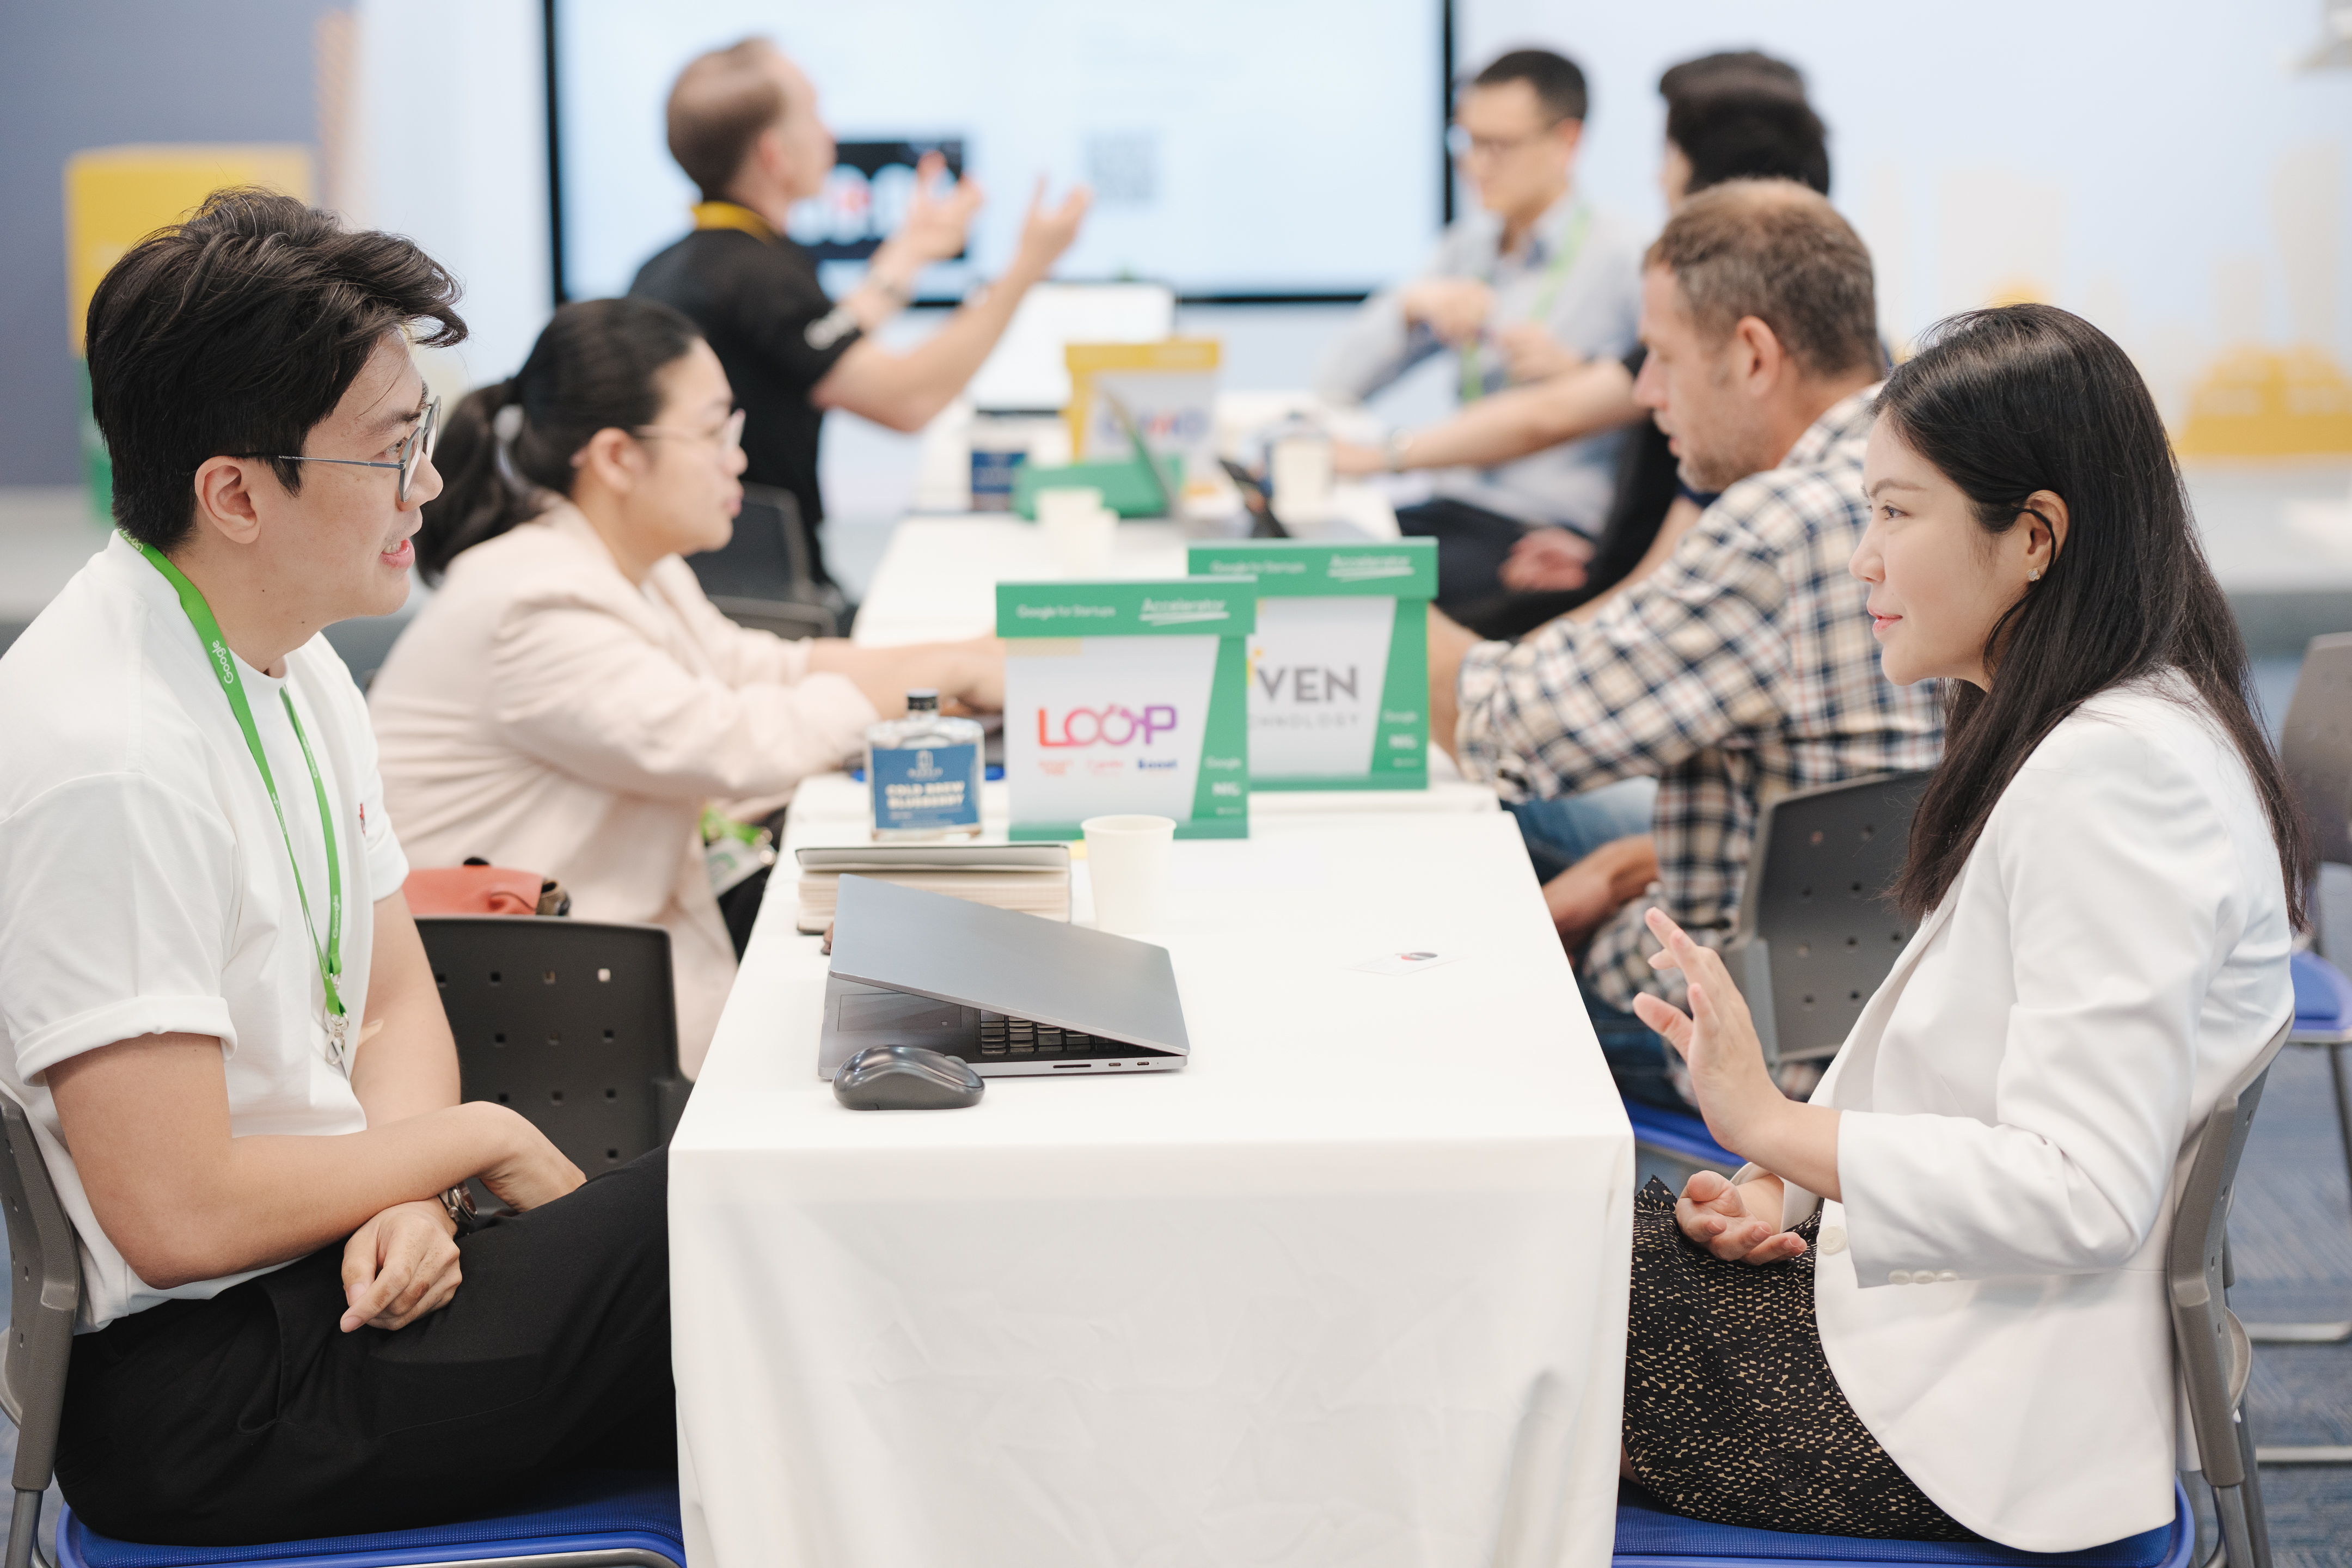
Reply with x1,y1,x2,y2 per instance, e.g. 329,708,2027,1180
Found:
782,766,1498,829
670,808,1634,1568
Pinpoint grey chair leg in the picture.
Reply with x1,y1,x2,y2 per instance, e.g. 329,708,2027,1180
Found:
2212,1479,2261,1568
2234,1412,2274,1568
2332,1042,2352,1224
7,1487,52,1568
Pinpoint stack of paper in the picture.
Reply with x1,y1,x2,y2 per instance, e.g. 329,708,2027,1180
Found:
795,844,1071,933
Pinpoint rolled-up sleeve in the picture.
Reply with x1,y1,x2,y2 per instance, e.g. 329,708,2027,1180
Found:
1837,726,2272,1282
1455,502,1790,802
489,593,877,804
0,774,239,1078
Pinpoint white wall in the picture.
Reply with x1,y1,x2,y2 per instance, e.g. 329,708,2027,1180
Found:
358,0,554,399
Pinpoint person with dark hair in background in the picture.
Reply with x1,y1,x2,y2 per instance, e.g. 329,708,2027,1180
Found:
1429,181,1941,1112
369,298,1001,1077
1318,47,1643,615
630,36,1089,614
1655,47,1805,105
1334,51,1832,640
1618,304,2296,1549
0,189,673,1545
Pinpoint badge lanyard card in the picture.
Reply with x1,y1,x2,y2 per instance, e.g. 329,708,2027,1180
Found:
128,537,355,1072
1186,538,1435,792
1458,202,1590,405
996,578,1255,841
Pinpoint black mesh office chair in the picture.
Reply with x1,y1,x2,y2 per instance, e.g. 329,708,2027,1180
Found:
688,482,844,639
2238,634,2352,1375
1718,771,1933,1070
414,918,690,1209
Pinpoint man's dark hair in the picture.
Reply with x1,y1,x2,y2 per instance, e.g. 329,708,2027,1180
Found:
84,187,465,552
1657,50,1805,105
1470,48,1588,124
1644,180,1879,380
667,38,786,202
1668,84,1830,197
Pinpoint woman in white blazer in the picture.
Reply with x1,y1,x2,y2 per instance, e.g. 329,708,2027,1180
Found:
1615,304,2302,1550
370,299,999,1075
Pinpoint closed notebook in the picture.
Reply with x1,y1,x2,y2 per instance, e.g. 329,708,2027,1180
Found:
795,843,1071,932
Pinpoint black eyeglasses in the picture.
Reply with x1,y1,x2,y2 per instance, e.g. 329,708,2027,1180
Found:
249,396,442,504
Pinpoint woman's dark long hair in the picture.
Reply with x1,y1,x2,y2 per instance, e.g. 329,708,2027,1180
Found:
1881,304,2307,926
416,296,702,583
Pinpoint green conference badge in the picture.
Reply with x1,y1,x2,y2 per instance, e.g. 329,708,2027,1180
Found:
996,579,1255,840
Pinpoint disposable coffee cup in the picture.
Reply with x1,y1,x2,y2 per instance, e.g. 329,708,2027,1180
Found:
1035,486,1105,530
1270,433,1334,527
1042,500,1117,575
1082,814,1176,935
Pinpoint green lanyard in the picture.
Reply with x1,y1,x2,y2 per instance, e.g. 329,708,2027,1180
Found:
127,536,350,1070
1459,202,1591,405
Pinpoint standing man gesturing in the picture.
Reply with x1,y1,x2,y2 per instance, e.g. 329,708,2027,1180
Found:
632,37,1090,608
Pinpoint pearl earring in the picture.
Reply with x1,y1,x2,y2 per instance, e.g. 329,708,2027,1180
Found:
2028,568,2042,583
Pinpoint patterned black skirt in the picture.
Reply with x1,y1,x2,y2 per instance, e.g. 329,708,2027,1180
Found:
1621,1178,1977,1540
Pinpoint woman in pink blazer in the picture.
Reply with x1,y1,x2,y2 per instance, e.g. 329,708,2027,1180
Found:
371,299,997,1075
1616,305,2303,1548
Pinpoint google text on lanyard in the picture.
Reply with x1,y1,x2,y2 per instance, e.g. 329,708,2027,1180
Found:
129,536,353,1074
1459,203,1590,405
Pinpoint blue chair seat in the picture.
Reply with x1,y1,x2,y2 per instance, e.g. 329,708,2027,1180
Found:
1625,1097,1741,1170
58,1472,681,1568
1608,1485,2192,1568
2290,947,2352,1040
1614,1480,2189,1568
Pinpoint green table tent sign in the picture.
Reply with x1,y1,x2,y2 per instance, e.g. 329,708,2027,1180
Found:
1185,538,1436,791
996,578,1256,840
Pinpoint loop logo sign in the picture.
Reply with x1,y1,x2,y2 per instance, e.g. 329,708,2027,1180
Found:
1036,705,1179,747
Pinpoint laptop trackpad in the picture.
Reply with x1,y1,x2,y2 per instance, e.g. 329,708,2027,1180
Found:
838,989,964,1036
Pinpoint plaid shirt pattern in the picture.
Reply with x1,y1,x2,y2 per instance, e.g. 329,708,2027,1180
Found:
1455,387,1944,1012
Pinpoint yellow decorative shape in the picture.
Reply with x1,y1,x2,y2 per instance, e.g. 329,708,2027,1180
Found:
2175,345,2352,458
63,144,314,353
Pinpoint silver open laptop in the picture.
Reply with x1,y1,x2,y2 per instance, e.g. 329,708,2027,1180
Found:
818,874,1190,1079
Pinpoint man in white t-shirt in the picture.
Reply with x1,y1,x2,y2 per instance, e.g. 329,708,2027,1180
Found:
0,190,674,1545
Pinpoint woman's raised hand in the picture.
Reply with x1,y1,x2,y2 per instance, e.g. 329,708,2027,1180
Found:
1630,907,1789,1159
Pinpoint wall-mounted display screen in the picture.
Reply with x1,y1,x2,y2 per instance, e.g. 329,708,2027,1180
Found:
550,0,1445,303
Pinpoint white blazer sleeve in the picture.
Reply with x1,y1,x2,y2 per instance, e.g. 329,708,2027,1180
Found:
486,591,877,804
1834,721,2245,1282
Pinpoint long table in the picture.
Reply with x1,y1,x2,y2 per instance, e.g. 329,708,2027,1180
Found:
849,497,1398,650
669,510,1635,1568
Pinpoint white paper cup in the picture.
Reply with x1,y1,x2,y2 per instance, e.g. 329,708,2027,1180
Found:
1035,486,1105,530
1270,433,1333,526
1082,814,1176,935
1043,503,1117,575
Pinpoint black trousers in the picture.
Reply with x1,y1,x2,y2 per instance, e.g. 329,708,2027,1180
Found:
55,1149,673,1546
1396,498,1605,641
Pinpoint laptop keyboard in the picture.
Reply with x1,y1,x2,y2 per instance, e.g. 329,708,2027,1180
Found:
974,1010,1114,1059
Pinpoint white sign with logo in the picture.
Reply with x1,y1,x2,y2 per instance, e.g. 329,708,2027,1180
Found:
996,579,1255,840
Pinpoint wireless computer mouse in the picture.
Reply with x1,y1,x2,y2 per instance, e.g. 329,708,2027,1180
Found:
833,1044,985,1111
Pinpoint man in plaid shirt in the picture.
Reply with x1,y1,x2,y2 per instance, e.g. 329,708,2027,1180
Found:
1430,181,1943,1110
